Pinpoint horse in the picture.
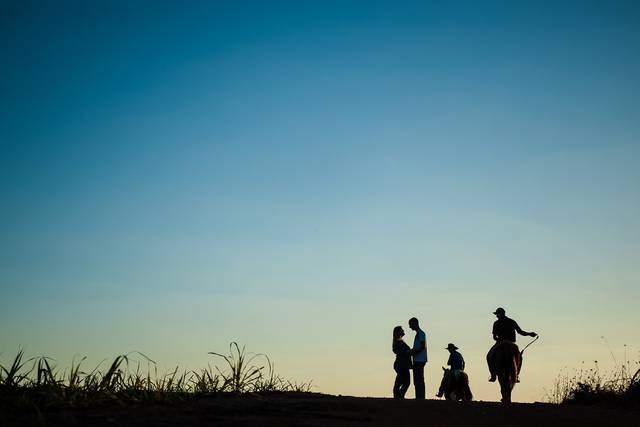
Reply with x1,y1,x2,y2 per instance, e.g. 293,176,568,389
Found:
437,367,473,401
489,341,522,403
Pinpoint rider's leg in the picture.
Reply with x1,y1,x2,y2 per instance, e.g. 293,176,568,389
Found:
451,370,461,396
487,344,497,382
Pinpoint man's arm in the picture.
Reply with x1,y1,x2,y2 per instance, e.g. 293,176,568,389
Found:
410,334,426,355
492,322,499,341
411,340,426,355
514,321,537,337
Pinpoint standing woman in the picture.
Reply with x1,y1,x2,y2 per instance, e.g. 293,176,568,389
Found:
392,326,411,399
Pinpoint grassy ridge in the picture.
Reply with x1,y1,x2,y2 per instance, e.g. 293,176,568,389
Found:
0,343,312,409
545,359,640,406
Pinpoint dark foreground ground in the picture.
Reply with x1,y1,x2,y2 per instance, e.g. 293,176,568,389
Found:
2,393,638,427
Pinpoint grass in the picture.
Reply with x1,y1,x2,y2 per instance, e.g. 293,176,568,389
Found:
545,359,640,406
0,343,312,410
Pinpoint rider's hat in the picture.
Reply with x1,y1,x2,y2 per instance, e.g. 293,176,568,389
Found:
445,343,458,350
493,307,505,315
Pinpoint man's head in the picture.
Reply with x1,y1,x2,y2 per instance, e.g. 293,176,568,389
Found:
445,343,458,353
493,307,506,319
408,317,419,331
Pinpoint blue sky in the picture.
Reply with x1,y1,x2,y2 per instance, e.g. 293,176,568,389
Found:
2,1,640,401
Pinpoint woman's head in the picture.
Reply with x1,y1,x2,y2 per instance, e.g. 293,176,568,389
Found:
393,326,405,340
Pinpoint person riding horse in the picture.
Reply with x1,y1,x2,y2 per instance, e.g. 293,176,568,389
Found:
487,307,537,382
437,343,467,398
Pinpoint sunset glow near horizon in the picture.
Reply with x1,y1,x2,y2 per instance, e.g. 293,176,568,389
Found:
2,1,640,402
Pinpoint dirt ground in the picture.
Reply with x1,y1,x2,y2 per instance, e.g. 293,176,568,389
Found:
2,393,638,427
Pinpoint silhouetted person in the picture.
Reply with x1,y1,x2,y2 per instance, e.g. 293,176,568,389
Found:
392,326,411,399
408,317,427,399
446,343,465,374
487,307,537,382
437,343,465,398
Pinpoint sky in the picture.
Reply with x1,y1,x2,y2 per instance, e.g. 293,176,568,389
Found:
1,0,639,402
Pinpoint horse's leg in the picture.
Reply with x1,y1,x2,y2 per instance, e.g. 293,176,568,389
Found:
498,375,511,403
454,379,464,401
437,373,446,398
507,351,518,402
505,376,514,403
445,374,455,400
445,377,454,400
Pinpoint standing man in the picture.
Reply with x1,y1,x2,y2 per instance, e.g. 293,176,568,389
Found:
487,307,537,382
408,317,427,399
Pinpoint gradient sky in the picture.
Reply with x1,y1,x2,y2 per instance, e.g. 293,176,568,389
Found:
2,1,639,402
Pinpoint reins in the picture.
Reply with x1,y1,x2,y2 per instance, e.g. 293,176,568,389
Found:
520,335,539,356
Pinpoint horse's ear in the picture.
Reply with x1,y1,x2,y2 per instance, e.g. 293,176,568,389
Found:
442,366,446,371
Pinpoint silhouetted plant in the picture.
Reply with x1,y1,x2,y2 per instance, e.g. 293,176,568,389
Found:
546,359,640,406
0,344,313,409
208,342,265,393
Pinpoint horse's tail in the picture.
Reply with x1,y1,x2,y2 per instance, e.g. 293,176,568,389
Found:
465,383,473,401
460,371,470,385
460,372,473,401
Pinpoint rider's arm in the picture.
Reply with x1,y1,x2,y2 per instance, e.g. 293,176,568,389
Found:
514,322,537,337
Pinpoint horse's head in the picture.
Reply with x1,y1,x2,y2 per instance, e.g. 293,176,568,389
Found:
438,367,451,394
